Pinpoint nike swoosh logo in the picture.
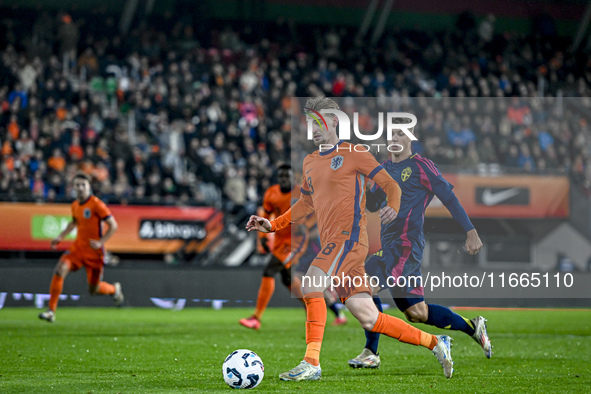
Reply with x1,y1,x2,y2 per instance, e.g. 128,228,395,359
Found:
288,371,305,377
481,188,521,206
306,168,314,174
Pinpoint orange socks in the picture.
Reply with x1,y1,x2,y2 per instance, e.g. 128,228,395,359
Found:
97,281,115,295
253,277,275,320
303,292,326,366
48,274,64,312
371,312,438,350
421,331,438,350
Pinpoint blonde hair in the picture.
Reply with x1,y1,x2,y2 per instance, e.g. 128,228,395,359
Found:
304,96,340,120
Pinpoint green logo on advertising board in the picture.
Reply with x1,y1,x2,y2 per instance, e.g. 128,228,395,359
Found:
31,215,77,240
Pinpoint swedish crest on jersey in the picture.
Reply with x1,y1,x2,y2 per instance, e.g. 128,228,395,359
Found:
401,167,412,182
330,155,344,170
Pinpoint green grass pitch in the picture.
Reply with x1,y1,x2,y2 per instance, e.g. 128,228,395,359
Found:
1,307,590,393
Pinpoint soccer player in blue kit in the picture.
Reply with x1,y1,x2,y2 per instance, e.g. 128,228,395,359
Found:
348,121,492,369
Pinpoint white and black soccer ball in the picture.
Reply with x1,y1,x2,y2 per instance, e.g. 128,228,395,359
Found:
222,349,264,389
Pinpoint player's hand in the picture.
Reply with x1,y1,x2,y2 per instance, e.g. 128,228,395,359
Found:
89,239,103,249
465,229,482,255
50,238,61,249
379,206,398,224
246,215,272,233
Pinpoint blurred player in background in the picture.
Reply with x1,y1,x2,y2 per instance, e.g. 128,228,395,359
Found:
239,164,308,330
247,97,454,381
38,172,123,323
348,120,490,369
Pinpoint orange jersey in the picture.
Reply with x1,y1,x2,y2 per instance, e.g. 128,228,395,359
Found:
271,141,401,248
70,195,112,260
262,184,301,245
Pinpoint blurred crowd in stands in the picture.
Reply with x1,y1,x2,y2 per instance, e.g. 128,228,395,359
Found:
1,7,591,220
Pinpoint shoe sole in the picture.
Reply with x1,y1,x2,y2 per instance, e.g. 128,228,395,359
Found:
348,361,380,369
239,321,260,330
279,371,321,381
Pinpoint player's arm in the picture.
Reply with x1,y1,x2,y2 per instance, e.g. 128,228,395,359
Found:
247,177,315,234
445,196,481,255
357,150,401,224
51,218,77,249
90,215,118,249
418,160,482,255
246,193,314,233
89,200,118,249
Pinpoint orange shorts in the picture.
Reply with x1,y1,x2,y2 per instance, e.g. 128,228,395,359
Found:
60,249,105,286
272,234,309,269
310,239,370,302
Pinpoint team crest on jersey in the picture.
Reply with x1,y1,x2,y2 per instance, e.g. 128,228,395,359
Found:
401,167,412,182
83,208,91,219
330,155,344,170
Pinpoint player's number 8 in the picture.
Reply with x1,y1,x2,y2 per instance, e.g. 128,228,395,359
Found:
322,242,337,255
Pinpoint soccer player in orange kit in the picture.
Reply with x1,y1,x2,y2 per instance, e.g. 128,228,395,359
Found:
239,164,308,329
246,97,454,381
38,172,123,323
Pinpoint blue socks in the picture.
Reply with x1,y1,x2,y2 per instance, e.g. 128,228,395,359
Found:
425,304,475,336
364,296,383,354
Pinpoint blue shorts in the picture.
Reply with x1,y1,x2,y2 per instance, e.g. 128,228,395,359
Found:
365,247,424,312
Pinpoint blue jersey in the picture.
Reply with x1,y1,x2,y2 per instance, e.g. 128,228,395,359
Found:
367,154,462,263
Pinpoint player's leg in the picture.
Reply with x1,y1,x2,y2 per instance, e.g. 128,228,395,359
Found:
85,264,124,305
324,289,347,325
289,274,304,299
39,255,77,322
86,265,124,305
279,254,332,381
279,265,304,301
291,243,315,303
280,242,307,300
301,265,329,365
345,293,454,378
347,285,382,368
340,246,454,379
356,253,387,358
239,255,282,329
402,300,492,358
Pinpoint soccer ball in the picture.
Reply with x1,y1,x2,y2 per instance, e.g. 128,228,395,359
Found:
222,349,264,389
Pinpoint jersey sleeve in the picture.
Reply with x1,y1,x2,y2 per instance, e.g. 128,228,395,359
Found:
416,158,474,232
354,149,401,212
270,193,314,232
94,199,112,220
354,148,385,180
415,158,455,204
